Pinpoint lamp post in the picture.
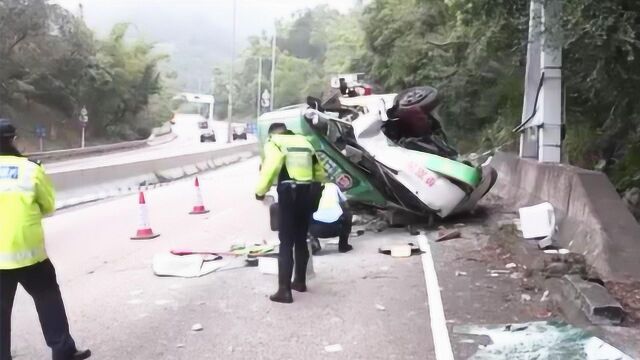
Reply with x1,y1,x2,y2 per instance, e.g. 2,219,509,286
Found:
227,0,237,143
269,26,277,111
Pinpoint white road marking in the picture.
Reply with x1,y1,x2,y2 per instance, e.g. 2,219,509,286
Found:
418,234,455,360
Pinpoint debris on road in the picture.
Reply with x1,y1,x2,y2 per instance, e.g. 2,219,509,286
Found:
378,243,421,257
505,263,517,269
391,245,412,258
229,244,276,256
176,344,185,349
563,275,625,325
191,323,204,332
544,248,570,255
258,256,278,275
540,290,550,302
324,344,343,353
152,253,228,278
488,269,511,275
520,294,532,302
455,271,468,277
541,253,587,279
453,321,633,359
435,229,462,242
518,202,557,249
375,304,386,311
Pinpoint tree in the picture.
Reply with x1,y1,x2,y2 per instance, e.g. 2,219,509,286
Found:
359,0,640,192
0,1,170,147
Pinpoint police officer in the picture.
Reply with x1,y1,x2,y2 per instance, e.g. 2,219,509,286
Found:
0,119,91,360
256,123,326,304
308,182,353,254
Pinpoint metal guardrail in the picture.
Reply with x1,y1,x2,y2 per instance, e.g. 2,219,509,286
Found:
28,122,174,163
29,140,149,162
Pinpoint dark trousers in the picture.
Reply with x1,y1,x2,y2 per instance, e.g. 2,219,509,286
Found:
0,259,76,360
277,182,321,286
309,212,353,248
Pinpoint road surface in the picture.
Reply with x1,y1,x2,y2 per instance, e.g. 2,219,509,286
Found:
11,159,434,360
9,158,637,359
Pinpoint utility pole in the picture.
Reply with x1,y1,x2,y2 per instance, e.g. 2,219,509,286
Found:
227,0,237,143
270,26,277,111
518,0,563,163
257,57,262,120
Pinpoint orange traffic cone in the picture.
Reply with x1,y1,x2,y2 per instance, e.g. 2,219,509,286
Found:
189,177,210,215
131,191,160,240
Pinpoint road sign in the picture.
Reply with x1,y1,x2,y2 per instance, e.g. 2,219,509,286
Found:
261,89,270,109
79,106,88,148
35,124,46,139
79,106,89,127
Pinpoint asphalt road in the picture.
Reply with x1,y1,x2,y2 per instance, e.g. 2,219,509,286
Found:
11,157,636,359
9,159,434,360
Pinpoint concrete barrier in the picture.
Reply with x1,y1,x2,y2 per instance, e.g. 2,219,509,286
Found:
490,151,640,284
51,142,259,209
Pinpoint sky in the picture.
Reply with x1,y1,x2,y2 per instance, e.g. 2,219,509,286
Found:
50,0,356,91
52,0,354,40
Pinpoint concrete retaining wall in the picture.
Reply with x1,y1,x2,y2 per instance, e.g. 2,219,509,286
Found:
490,152,640,284
51,142,259,209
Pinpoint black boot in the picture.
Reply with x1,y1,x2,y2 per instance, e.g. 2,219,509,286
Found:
292,242,310,292
270,257,293,304
310,236,321,255
269,286,293,303
291,281,307,292
72,349,92,360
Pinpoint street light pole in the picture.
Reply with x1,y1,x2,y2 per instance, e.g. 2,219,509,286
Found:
227,0,237,143
270,26,277,111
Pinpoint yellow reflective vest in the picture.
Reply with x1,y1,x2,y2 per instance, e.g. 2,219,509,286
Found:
255,134,327,196
0,155,55,270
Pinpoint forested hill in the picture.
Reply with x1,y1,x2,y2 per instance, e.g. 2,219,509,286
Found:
0,0,171,151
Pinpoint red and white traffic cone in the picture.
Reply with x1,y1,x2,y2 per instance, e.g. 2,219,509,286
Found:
189,177,210,215
131,191,160,240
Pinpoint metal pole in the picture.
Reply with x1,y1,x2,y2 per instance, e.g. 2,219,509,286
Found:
520,0,542,160
538,0,563,163
270,26,277,111
39,137,43,152
257,57,262,120
227,0,237,143
81,127,85,149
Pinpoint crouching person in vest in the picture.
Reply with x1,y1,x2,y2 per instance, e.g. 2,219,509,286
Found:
255,123,326,303
0,119,91,360
308,182,353,254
